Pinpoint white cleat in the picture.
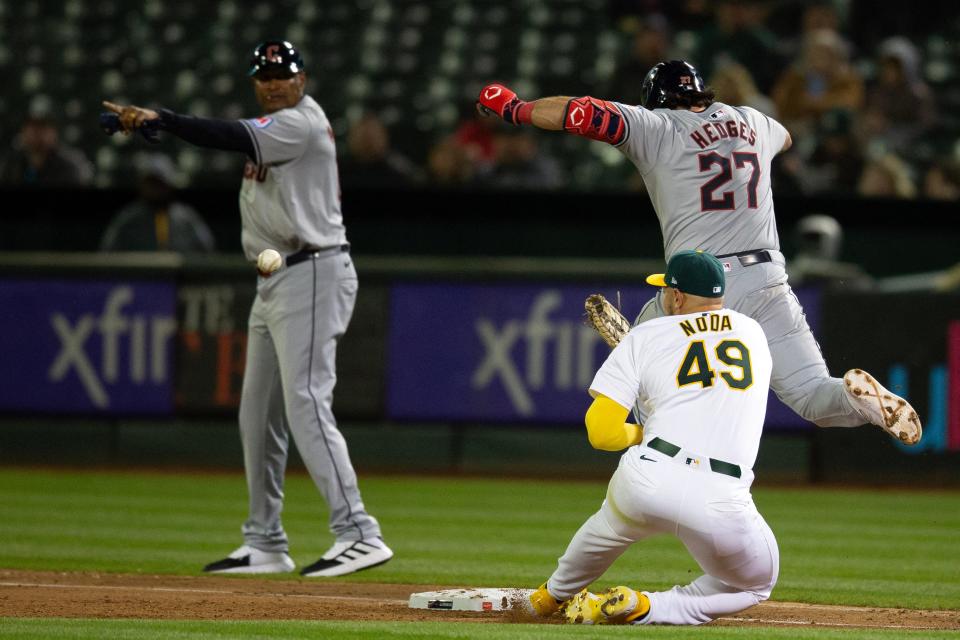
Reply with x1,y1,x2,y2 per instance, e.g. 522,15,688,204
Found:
300,538,394,577
843,369,922,445
202,544,295,574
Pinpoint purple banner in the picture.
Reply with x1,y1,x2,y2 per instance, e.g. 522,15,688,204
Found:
0,279,176,414
387,282,820,429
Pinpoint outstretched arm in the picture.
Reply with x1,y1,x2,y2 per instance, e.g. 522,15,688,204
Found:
102,101,255,156
477,84,626,144
526,97,570,130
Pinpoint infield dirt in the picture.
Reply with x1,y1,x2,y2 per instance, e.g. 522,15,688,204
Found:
1,569,958,631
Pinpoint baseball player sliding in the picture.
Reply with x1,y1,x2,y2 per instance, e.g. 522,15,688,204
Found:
529,250,776,625
103,40,392,577
477,60,921,446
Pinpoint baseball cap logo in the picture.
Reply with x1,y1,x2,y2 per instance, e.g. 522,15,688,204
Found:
680,75,691,84
265,44,282,63
484,86,502,100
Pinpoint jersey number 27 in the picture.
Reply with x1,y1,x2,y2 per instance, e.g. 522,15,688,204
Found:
698,152,760,211
677,339,753,390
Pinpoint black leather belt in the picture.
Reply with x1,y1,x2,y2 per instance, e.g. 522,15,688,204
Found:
647,437,742,479
286,244,349,267
715,249,772,267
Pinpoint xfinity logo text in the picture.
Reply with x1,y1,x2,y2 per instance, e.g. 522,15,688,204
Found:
46,285,176,409
471,290,605,416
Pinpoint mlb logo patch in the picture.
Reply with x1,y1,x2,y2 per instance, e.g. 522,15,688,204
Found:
722,262,732,272
713,286,722,293
252,116,274,129
710,109,726,120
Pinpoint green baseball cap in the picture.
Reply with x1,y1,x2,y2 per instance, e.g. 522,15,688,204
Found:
646,250,725,298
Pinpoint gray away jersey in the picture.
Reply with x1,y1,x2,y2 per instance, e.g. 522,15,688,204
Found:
614,102,789,258
238,95,346,262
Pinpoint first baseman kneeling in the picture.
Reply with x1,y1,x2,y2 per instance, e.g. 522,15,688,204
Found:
528,251,777,625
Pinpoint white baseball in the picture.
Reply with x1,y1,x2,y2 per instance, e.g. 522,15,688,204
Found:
257,248,283,274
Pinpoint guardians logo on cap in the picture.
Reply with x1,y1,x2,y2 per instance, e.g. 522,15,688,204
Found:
646,250,725,298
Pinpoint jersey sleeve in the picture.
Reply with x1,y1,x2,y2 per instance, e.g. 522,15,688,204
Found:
240,108,313,166
752,108,789,155
589,330,644,410
612,103,672,174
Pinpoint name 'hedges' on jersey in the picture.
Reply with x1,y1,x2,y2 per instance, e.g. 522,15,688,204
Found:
614,102,787,258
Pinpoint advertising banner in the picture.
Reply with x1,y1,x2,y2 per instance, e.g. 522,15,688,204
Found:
387,282,820,429
0,279,176,414
174,280,387,418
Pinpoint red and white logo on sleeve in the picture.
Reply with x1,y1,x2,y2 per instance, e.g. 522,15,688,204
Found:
252,116,274,129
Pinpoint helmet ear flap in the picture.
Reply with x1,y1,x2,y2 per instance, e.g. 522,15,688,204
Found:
640,63,665,109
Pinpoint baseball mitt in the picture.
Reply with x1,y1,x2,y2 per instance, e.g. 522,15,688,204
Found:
585,294,631,348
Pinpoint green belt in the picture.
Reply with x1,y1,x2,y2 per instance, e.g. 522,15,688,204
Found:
647,437,742,479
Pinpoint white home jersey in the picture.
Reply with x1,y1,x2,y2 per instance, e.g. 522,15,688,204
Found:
590,308,772,470
238,95,346,261
614,102,788,258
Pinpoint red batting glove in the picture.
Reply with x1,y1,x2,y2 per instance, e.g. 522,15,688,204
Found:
476,83,533,125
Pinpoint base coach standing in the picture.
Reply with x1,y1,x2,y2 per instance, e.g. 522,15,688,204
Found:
104,40,392,577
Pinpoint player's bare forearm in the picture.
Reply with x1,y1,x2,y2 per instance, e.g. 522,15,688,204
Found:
528,97,571,131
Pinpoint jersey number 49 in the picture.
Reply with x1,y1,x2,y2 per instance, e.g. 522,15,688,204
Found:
677,339,753,390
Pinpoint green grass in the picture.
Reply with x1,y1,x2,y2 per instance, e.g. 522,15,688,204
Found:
1,468,958,638
2,620,959,640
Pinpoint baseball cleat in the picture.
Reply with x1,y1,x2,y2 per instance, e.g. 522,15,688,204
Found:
300,537,393,577
844,369,922,445
560,588,606,625
202,544,295,574
528,583,564,617
600,585,651,624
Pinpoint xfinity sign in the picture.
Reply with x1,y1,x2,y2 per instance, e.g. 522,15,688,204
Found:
0,279,176,414
386,283,654,422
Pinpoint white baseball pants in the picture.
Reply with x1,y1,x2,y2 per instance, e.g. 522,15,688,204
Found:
546,447,779,625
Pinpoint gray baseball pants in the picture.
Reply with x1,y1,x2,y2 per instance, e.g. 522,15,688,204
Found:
636,250,863,427
238,250,381,553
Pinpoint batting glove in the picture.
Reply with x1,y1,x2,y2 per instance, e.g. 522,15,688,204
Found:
477,83,528,125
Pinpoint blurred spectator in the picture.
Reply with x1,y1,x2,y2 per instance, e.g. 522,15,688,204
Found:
693,0,784,92
708,62,776,116
426,136,476,186
922,158,960,201
454,109,499,166
772,29,864,135
338,113,422,188
0,115,93,186
774,0,843,58
801,1,841,35
802,108,865,195
606,14,672,106
860,37,937,153
857,153,916,199
100,154,216,252
787,214,872,288
479,130,564,190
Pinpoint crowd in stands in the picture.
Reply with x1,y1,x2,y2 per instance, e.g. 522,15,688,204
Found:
1,1,958,200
